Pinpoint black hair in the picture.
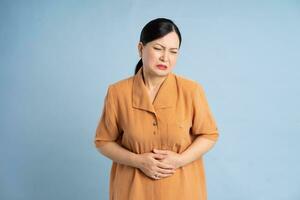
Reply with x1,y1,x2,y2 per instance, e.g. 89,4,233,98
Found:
134,18,182,75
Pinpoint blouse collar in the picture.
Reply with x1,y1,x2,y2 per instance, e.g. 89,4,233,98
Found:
132,67,177,114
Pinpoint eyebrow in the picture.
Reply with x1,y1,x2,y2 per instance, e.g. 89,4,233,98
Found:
153,42,179,50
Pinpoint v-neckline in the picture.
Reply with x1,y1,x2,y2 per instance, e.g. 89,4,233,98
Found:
141,70,167,105
132,67,177,113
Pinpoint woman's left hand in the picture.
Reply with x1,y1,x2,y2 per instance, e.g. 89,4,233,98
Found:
152,149,184,169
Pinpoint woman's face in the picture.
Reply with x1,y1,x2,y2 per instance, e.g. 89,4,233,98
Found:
138,31,180,77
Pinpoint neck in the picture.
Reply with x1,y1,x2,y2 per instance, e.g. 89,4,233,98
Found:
142,67,167,91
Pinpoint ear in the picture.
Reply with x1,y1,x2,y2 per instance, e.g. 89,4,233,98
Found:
137,42,143,57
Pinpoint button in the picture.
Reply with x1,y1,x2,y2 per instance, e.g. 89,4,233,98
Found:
153,121,157,126
153,131,156,135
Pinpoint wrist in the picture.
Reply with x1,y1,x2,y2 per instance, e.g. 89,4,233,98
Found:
179,153,189,167
130,153,142,169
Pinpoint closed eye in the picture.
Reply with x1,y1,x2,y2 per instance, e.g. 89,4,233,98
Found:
154,46,178,54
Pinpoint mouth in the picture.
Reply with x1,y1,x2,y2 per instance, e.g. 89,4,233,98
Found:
156,64,168,70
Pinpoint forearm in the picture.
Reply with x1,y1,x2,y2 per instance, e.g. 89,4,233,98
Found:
97,142,140,168
180,136,217,166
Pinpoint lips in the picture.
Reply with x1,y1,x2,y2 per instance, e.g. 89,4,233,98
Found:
156,64,168,70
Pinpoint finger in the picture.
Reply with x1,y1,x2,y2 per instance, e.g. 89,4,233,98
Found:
159,173,173,178
152,173,161,180
157,168,176,175
153,149,169,155
157,162,175,170
155,172,174,179
152,153,167,160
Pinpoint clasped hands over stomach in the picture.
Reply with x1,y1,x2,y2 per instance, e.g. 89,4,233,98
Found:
137,148,183,180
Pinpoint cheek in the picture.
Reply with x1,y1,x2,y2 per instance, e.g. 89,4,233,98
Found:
145,52,159,63
170,55,178,64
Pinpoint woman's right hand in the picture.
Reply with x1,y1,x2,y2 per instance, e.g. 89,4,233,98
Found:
137,152,176,180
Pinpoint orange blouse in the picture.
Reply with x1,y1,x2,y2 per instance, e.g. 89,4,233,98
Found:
94,67,219,200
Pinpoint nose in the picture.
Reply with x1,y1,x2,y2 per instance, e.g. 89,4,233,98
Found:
160,51,169,62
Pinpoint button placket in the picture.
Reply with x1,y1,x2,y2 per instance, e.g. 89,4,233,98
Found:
153,118,158,135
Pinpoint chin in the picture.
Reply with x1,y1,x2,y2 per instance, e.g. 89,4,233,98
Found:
146,65,169,77
153,69,169,76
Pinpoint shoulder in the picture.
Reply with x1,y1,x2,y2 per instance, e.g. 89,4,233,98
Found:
106,75,134,95
173,73,205,94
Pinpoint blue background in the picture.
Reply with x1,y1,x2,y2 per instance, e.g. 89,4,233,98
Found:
1,1,299,199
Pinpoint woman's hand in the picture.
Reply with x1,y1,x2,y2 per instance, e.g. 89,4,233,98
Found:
152,149,184,169
137,152,176,180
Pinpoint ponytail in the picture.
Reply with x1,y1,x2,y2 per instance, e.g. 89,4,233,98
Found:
134,59,143,75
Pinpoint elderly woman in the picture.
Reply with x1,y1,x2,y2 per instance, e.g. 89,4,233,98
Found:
94,17,219,200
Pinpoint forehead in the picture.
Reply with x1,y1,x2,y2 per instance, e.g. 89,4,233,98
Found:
149,32,180,48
